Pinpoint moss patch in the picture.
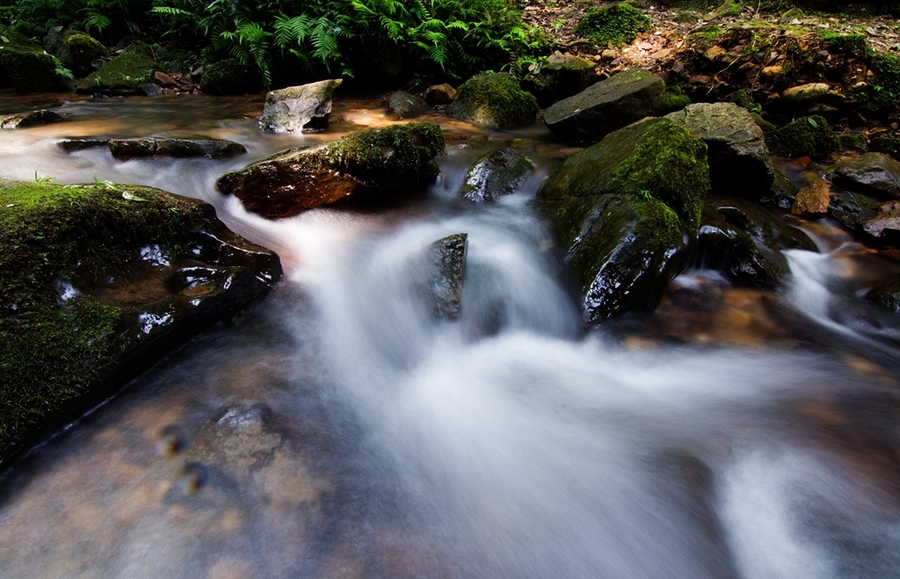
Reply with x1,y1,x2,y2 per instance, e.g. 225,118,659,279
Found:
76,51,158,94
767,115,838,158
574,3,651,47
450,73,539,129
66,33,105,68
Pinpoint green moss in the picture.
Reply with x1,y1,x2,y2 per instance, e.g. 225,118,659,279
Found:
77,51,157,92
768,115,838,158
820,32,868,55
323,123,445,177
608,120,710,232
450,73,539,129
837,132,867,151
66,33,105,66
574,3,651,47
870,53,900,111
689,24,725,40
658,89,692,114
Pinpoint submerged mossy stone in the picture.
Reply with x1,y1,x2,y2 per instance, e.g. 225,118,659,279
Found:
766,115,838,158
217,123,445,218
108,137,246,160
0,180,282,471
200,58,262,95
428,233,468,319
0,27,68,93
666,102,778,201
521,51,596,107
459,147,534,203
76,51,158,95
867,274,900,313
833,152,900,200
574,3,650,46
259,79,342,133
537,118,709,323
697,197,818,287
450,73,539,130
543,68,664,142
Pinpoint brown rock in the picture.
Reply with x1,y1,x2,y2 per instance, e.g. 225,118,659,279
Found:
792,177,831,215
761,65,784,78
423,83,456,105
153,71,177,87
705,45,727,62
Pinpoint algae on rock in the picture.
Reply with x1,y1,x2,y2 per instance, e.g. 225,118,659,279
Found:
450,73,539,130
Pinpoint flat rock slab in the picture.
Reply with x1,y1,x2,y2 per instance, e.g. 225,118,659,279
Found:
108,137,247,160
543,68,664,142
259,79,342,134
0,110,65,129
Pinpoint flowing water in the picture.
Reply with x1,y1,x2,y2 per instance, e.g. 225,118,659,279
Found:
0,92,899,579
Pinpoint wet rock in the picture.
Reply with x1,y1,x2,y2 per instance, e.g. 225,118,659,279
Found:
44,27,106,76
387,90,429,119
867,274,900,312
543,68,665,142
766,115,838,158
698,196,818,287
791,176,831,215
108,137,246,160
833,152,900,201
217,123,444,219
459,147,533,203
0,109,65,129
449,73,539,130
423,83,456,105
859,200,900,242
199,58,262,95
828,190,875,232
536,118,709,323
258,79,342,134
665,102,777,202
0,181,283,471
0,27,68,93
58,138,109,152
521,51,595,108
75,48,158,96
428,233,468,319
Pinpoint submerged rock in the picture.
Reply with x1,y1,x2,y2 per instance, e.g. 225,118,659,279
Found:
697,196,818,287
459,147,533,203
75,48,158,95
665,102,778,201
387,90,429,119
108,137,246,160
0,109,65,129
199,58,262,95
0,180,282,470
450,73,539,130
217,123,444,219
867,274,900,313
536,118,709,323
833,152,900,200
428,233,468,319
58,138,108,152
259,79,342,133
543,68,664,142
0,27,68,93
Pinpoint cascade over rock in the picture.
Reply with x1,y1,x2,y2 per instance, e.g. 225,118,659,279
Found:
217,123,445,219
543,68,664,142
459,147,534,204
427,233,468,320
536,118,709,323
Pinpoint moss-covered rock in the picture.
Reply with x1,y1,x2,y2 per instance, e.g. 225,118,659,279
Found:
0,27,68,93
75,50,158,95
536,118,709,323
544,68,665,142
449,73,539,130
387,90,430,119
0,180,282,470
200,58,262,95
0,109,65,129
45,27,106,75
697,196,818,287
217,123,445,218
521,51,596,108
574,3,650,47
766,115,838,158
459,147,534,203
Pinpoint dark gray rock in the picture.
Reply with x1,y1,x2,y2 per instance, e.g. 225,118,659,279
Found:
1,109,65,129
0,28,68,93
859,200,900,242
428,233,468,319
834,152,900,201
44,27,106,75
543,68,664,142
459,147,533,203
108,137,246,160
58,138,109,152
867,274,900,313
387,90,430,119
259,79,342,133
536,118,709,323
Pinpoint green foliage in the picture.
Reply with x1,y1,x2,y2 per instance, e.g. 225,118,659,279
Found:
574,3,650,47
870,53,900,111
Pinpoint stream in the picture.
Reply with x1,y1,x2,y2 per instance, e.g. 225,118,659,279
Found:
0,93,899,579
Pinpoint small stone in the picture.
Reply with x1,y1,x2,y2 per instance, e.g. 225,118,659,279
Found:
153,71,176,86
791,177,831,215
705,45,727,61
761,65,784,78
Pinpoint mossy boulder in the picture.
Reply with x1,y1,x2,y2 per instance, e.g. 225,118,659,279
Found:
697,197,818,287
75,50,158,95
459,147,534,203
259,79,341,133
217,123,445,219
544,68,665,142
1,109,65,129
107,137,246,160
45,27,106,75
833,152,900,201
200,58,262,95
766,115,838,158
666,102,780,201
0,180,282,471
0,27,68,93
536,118,709,323
449,73,539,130
574,3,650,47
521,51,596,108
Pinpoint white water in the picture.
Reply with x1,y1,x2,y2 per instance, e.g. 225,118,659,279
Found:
0,95,899,579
